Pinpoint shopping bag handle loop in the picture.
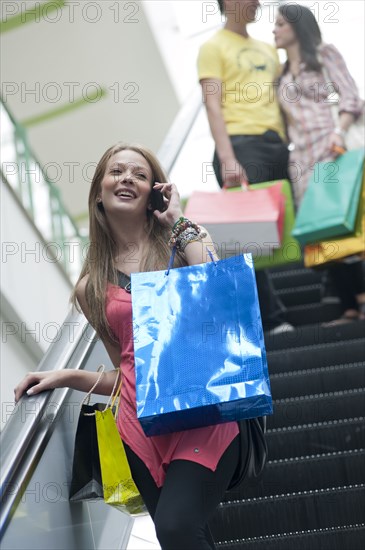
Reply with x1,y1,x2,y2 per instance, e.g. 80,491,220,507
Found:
82,364,105,407
165,247,217,276
165,246,177,276
207,248,217,265
81,365,122,417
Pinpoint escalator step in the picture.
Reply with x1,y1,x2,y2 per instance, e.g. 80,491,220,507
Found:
270,268,322,290
267,261,305,274
270,362,365,399
214,259,365,548
224,449,365,500
285,302,343,325
264,320,365,352
276,284,322,307
269,388,365,429
267,338,365,373
211,484,365,540
266,417,365,459
215,523,365,550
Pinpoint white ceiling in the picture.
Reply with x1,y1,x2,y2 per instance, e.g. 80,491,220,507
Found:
1,1,182,225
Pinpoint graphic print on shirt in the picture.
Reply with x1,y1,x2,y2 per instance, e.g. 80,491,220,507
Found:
237,47,275,75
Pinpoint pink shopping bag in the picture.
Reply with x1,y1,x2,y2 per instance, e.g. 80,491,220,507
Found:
184,182,285,256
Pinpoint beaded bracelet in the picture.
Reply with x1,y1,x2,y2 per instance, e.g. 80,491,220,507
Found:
169,225,207,251
172,217,200,237
177,229,207,252
172,216,187,232
168,217,201,248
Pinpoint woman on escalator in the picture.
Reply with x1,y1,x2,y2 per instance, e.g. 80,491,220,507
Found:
273,4,365,324
14,142,242,550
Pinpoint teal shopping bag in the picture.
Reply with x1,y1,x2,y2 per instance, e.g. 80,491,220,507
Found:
292,149,364,246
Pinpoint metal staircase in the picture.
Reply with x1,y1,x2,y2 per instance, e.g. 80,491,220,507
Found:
211,262,365,549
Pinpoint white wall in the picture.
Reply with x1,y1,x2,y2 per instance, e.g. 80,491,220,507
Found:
1,177,73,428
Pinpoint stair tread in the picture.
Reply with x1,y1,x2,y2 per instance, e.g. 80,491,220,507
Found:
273,387,365,403
268,337,365,357
267,416,365,433
270,361,365,379
222,483,365,505
266,338,365,373
264,320,365,351
270,267,321,283
212,485,365,541
217,523,365,548
214,260,365,547
269,388,365,429
270,362,365,398
276,283,322,294
225,450,365,500
268,262,306,274
266,420,365,459
285,302,342,325
275,285,324,307
267,447,365,464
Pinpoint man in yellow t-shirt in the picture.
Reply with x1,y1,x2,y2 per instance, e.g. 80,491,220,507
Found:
198,0,289,187
198,0,293,335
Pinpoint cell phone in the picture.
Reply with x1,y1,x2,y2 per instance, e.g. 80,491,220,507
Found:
150,186,166,212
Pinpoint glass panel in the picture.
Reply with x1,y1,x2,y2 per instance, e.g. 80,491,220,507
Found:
0,100,86,283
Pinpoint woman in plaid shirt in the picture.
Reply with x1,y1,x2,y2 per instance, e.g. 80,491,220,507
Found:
273,3,365,324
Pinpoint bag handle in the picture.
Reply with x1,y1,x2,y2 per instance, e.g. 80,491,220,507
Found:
82,364,105,407
165,246,216,276
165,246,177,275
81,365,122,417
222,180,249,191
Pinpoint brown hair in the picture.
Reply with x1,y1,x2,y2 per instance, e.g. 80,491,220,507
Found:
217,0,224,13
71,143,186,342
279,4,322,74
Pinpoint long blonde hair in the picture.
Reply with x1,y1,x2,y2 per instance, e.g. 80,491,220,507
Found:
71,143,186,342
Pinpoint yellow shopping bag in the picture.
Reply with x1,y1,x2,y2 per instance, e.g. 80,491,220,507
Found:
304,170,365,267
95,407,146,515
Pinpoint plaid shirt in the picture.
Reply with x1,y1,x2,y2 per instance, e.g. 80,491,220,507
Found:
278,43,363,207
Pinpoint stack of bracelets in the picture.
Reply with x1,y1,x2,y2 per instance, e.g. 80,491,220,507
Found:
168,217,207,251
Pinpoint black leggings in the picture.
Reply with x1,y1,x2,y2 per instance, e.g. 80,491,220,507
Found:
124,435,240,550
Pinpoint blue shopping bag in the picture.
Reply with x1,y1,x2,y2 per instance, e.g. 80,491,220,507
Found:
131,253,273,436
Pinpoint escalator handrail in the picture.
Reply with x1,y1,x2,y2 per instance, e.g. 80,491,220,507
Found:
0,309,95,538
157,85,203,174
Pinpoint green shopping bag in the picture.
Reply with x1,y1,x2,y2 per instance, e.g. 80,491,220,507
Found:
249,180,301,270
225,180,301,270
292,149,365,246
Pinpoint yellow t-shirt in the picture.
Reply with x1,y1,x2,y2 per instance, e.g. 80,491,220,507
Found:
197,29,285,138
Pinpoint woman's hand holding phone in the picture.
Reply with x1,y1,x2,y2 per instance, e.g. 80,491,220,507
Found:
151,182,183,227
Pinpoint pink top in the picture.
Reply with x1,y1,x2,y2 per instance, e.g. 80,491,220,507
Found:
106,283,239,488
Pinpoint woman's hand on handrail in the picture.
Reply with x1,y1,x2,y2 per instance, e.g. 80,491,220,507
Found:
14,368,119,403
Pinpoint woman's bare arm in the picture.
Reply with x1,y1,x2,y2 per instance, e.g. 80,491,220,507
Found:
14,275,121,402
